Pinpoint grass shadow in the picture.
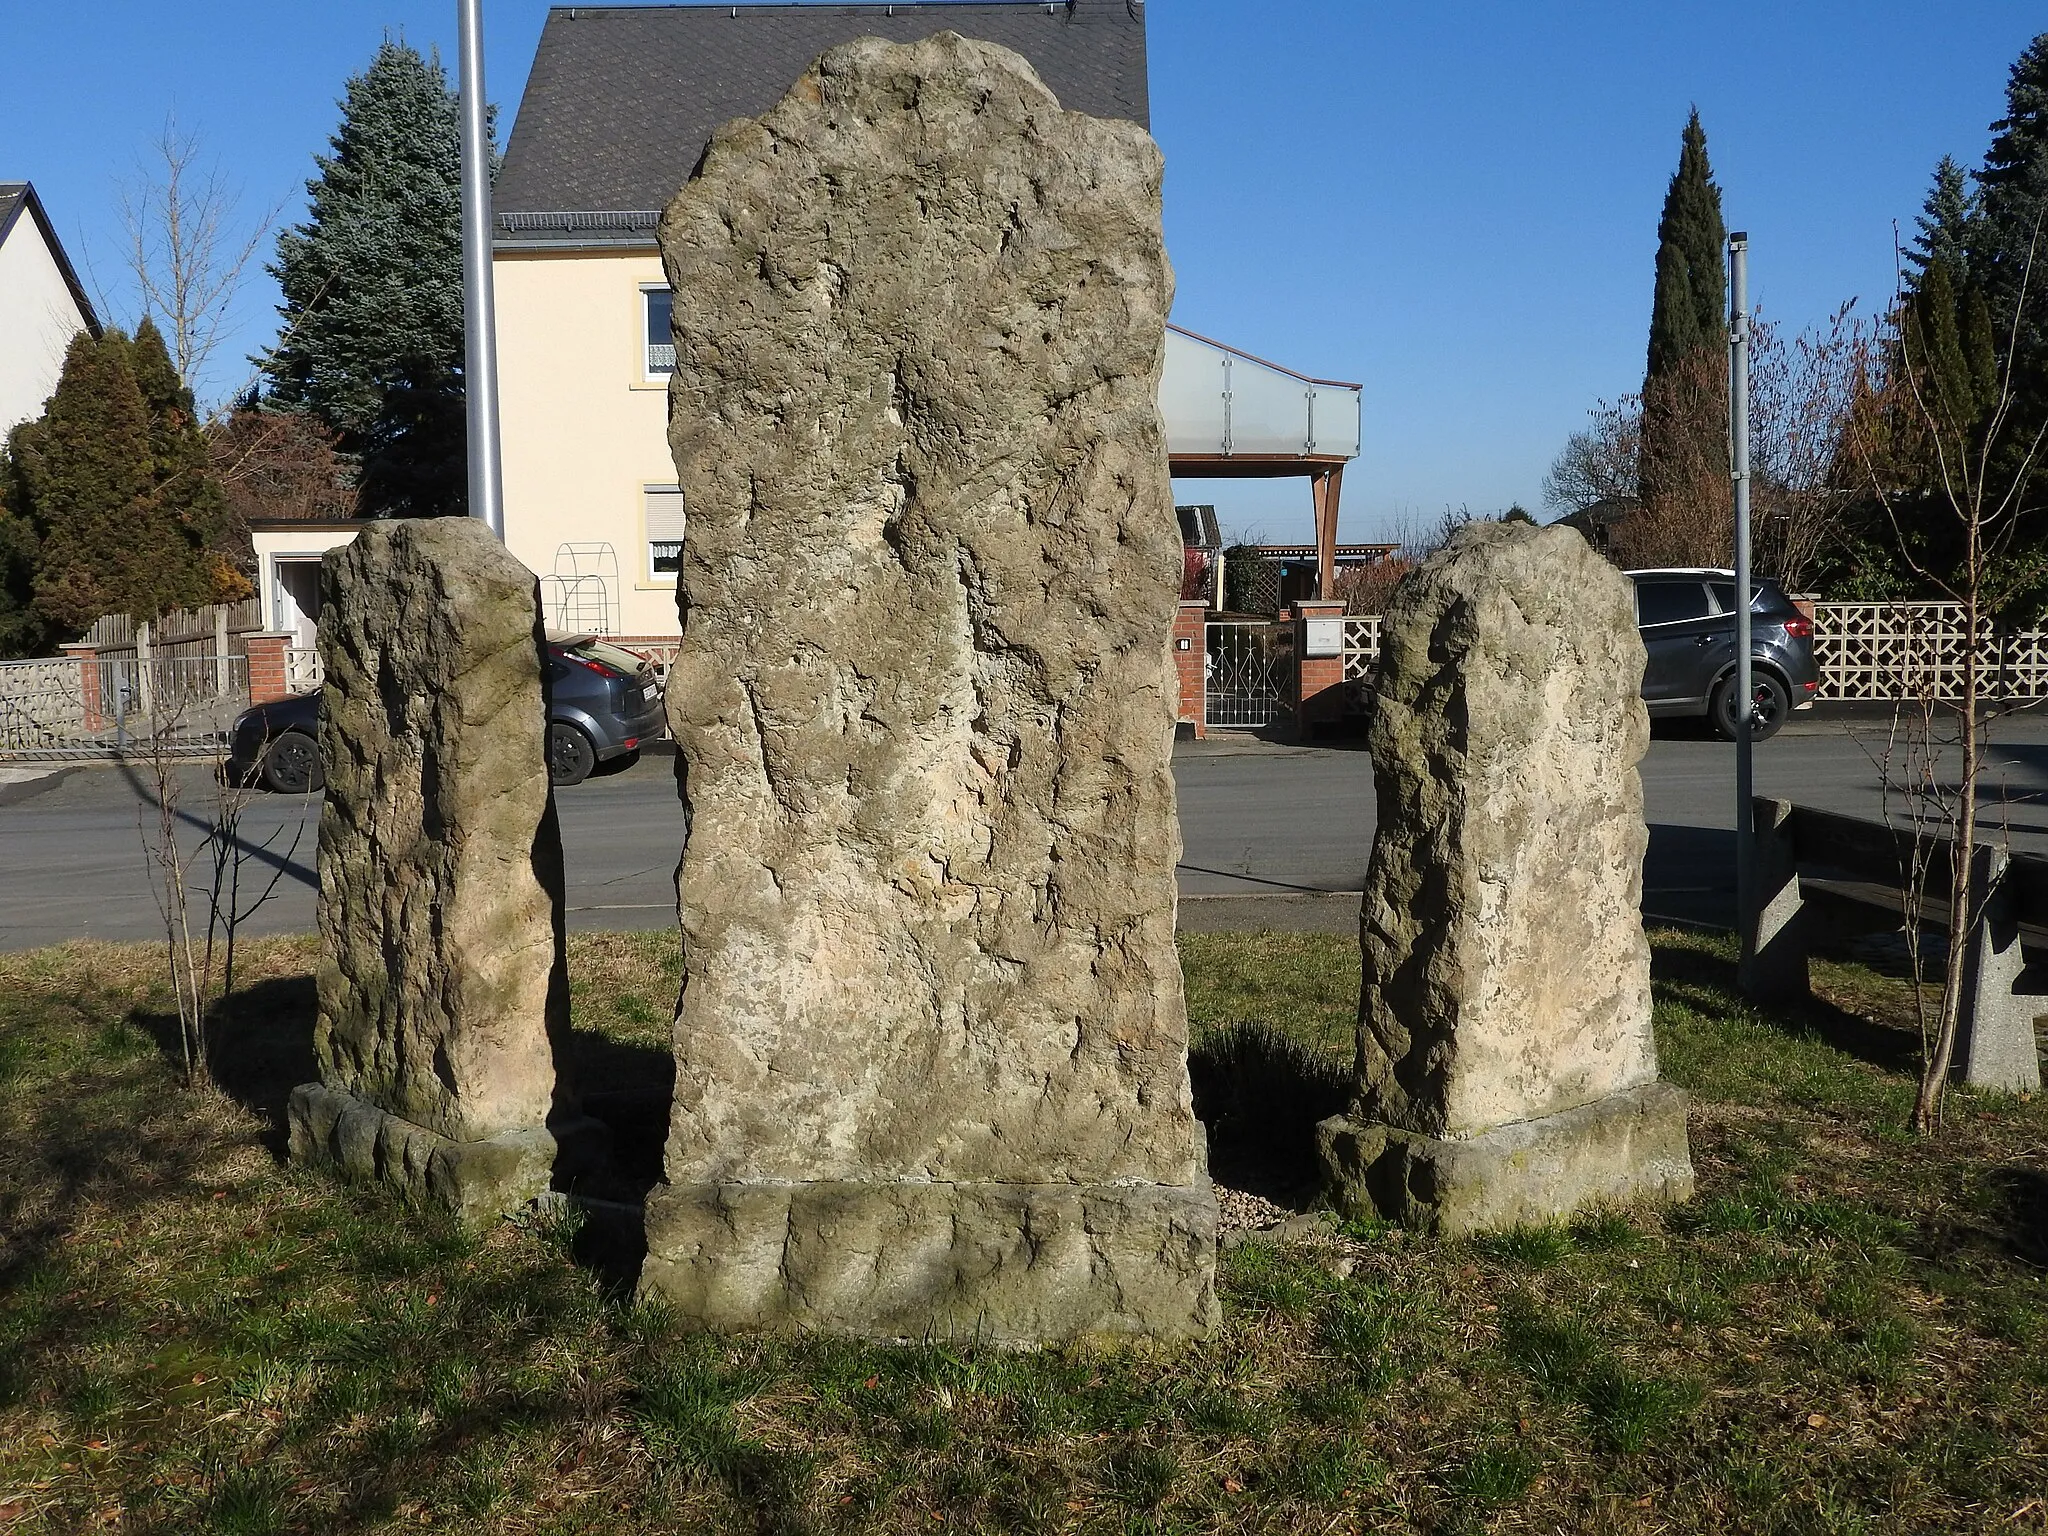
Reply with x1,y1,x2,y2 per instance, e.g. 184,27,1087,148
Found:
1649,939,1922,1074
1190,1022,1351,1206
561,1026,672,1203
205,974,320,1152
1981,1164,2048,1269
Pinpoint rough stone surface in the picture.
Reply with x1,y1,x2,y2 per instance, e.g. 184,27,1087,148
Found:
1317,1083,1696,1237
1324,521,1693,1230
644,33,1214,1340
301,517,574,1221
288,1082,559,1227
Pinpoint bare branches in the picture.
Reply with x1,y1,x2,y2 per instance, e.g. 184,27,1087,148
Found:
117,116,283,409
1542,394,1642,519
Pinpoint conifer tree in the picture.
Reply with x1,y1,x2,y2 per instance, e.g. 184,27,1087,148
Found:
1907,156,1979,289
130,318,244,582
5,330,236,638
1639,110,1730,558
1972,33,2048,368
1646,110,1728,382
262,39,476,517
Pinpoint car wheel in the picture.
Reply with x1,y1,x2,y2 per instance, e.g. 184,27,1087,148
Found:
260,731,325,794
1711,672,1790,743
549,722,597,787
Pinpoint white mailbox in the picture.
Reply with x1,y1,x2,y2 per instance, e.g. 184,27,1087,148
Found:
1304,617,1344,658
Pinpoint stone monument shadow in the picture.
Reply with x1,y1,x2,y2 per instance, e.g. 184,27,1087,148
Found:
205,975,322,1154
1646,939,1924,1074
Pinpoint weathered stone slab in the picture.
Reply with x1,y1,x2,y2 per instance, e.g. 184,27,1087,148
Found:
643,33,1214,1340
1318,1082,1694,1237
296,516,575,1223
288,1081,560,1228
1320,521,1693,1231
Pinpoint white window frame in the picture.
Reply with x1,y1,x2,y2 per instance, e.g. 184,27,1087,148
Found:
641,283,675,381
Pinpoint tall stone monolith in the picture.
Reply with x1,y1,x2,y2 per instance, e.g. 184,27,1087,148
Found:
1317,521,1694,1235
639,33,1217,1343
287,517,581,1226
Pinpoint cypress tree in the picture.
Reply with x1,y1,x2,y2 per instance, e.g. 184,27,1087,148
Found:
0,457,51,658
1646,110,1728,382
1639,110,1729,555
262,39,477,517
131,318,243,582
7,330,235,638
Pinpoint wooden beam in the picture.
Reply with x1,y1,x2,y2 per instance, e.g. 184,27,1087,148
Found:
1310,466,1344,601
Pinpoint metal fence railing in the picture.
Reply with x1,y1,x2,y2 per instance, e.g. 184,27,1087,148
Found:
0,655,250,760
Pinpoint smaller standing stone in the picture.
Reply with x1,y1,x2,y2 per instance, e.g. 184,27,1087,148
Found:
287,517,585,1224
1318,522,1694,1235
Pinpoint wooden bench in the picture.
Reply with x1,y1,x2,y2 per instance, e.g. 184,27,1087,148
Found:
1740,797,2045,1094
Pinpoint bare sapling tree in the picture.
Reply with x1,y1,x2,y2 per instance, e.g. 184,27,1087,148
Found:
1850,224,2048,1132
118,116,282,406
132,652,311,1084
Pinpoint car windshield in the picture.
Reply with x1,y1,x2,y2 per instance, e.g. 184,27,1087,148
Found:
566,640,647,675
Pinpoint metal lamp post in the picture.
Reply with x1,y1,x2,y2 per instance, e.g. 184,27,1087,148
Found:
458,0,504,537
1729,232,1754,936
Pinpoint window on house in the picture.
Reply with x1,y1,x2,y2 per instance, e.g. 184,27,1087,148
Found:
647,486,685,582
644,286,674,377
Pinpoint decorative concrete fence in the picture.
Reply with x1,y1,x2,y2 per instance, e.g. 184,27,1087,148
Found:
1329,602,2048,711
1810,603,2048,704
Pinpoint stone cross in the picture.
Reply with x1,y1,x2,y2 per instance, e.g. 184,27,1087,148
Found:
640,33,1217,1343
1318,521,1695,1234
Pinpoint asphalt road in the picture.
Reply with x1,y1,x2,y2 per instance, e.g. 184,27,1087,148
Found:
2,712,2044,951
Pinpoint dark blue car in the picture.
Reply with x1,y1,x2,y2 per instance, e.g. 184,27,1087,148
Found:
227,635,666,792
1629,568,1822,741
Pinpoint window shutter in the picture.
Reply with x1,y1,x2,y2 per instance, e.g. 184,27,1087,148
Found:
645,487,687,542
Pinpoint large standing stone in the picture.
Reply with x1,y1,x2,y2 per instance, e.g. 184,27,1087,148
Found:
640,34,1216,1343
1317,522,1694,1234
287,517,578,1225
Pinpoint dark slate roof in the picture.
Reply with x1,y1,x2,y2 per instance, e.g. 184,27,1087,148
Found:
0,182,101,335
495,1,1147,240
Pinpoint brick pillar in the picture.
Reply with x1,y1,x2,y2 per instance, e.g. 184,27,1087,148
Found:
245,632,293,705
1172,600,1208,739
60,642,103,731
1292,599,1348,740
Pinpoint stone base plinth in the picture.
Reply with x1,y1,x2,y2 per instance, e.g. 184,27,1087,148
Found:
638,1179,1220,1345
288,1082,579,1226
1317,1081,1695,1237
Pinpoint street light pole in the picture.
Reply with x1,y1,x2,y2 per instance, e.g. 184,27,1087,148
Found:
457,0,504,538
1729,231,1754,940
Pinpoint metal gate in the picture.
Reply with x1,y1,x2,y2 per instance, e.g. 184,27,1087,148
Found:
0,655,249,761
1205,621,1295,729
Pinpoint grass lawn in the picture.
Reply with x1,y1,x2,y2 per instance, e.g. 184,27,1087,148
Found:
3,928,2046,1534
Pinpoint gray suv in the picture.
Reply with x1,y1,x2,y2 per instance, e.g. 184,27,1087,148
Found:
1628,568,1821,742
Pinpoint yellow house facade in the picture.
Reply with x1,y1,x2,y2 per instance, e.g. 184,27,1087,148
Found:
497,239,682,641
491,4,1357,648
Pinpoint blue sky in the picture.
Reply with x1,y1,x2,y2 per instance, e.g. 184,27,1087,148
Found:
3,1,2042,543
